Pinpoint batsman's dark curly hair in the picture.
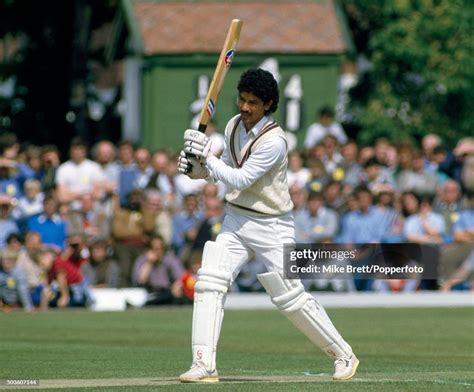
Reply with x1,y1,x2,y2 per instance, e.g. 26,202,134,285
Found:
237,68,279,114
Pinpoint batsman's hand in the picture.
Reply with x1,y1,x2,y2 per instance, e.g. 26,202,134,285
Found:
184,139,212,162
178,150,208,179
184,129,209,146
183,129,212,163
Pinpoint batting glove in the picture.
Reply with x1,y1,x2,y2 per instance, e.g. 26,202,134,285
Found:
184,129,209,149
177,150,209,179
183,129,213,163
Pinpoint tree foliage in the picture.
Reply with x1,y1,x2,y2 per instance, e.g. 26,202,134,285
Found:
343,0,473,146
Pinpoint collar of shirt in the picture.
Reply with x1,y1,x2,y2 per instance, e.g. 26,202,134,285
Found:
138,166,153,176
239,115,271,137
38,213,62,224
238,115,273,152
439,202,459,211
67,159,91,168
308,206,328,219
356,206,377,217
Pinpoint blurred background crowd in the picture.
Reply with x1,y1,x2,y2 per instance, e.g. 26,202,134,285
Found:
0,107,473,311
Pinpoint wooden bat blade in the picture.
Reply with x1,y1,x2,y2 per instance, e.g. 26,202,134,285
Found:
197,19,243,132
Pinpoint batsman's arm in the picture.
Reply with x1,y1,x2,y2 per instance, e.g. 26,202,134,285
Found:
206,138,286,191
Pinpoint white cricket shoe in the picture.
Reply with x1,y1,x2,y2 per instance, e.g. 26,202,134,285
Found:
179,363,219,383
333,354,359,380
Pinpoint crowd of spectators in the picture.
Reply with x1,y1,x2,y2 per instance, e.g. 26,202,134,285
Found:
1,109,473,311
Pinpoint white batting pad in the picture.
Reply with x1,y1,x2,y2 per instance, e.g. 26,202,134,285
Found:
192,241,232,371
257,271,352,359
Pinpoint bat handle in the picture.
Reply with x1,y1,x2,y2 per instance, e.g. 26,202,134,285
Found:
185,153,194,174
197,123,207,133
185,123,208,173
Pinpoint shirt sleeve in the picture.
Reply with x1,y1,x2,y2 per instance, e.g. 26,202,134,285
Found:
13,268,33,312
165,255,185,282
206,137,287,191
218,141,233,167
131,255,146,286
403,216,418,237
460,250,474,271
336,214,351,243
55,164,67,185
321,209,339,240
304,124,322,149
452,211,471,233
433,214,446,235
331,123,348,144
92,162,106,182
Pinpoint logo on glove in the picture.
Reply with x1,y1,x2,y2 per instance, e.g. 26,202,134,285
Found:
189,131,201,140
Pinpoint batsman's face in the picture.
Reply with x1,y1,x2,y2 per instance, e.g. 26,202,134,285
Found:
238,92,272,131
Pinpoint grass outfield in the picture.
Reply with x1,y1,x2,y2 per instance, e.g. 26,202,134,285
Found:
0,307,472,391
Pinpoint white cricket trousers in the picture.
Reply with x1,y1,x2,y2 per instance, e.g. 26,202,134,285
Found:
191,205,353,371
216,205,295,279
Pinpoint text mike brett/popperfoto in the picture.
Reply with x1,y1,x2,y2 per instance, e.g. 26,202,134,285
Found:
289,263,424,276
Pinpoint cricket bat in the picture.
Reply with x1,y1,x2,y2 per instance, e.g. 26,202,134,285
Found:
196,19,243,133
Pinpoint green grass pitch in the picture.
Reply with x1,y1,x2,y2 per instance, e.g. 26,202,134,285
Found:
0,307,472,391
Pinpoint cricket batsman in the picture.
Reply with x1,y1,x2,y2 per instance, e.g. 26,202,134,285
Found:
177,68,359,383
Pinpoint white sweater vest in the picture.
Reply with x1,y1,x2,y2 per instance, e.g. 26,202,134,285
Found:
225,116,294,216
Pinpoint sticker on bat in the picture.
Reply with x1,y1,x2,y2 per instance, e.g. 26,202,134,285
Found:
224,50,235,67
206,99,216,117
